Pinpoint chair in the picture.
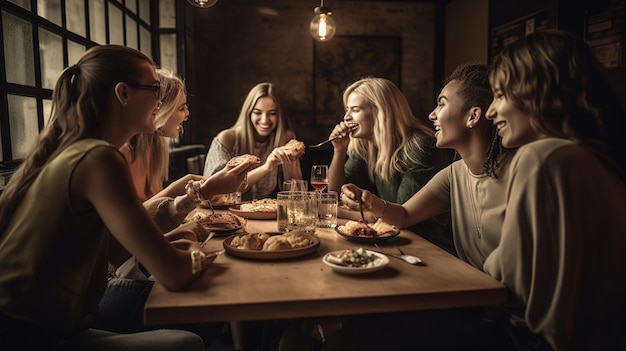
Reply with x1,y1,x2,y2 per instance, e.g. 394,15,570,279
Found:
186,154,206,175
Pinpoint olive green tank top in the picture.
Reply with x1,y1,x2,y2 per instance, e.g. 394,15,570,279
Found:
0,139,112,334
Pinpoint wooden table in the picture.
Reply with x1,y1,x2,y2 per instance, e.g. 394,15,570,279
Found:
144,209,509,326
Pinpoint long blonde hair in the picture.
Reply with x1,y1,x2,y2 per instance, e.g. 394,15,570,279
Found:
124,69,186,197
231,82,292,153
0,45,153,232
343,77,435,183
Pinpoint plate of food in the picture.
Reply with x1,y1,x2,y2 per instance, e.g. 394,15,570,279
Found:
188,212,246,236
229,198,277,219
335,219,400,243
323,248,389,274
223,231,320,260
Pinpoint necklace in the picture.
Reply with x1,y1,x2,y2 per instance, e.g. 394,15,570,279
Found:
466,168,485,239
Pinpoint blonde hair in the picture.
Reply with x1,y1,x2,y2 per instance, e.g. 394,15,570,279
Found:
125,69,186,197
231,82,292,153
0,45,153,232
343,77,435,183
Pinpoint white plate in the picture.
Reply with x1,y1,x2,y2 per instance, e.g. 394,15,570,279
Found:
322,250,389,274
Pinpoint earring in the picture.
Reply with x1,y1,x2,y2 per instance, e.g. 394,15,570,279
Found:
156,127,164,136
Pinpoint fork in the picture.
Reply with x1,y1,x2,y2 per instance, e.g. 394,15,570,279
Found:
308,124,358,148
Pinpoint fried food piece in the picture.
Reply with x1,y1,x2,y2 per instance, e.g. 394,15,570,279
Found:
283,139,305,158
262,235,292,251
283,231,313,248
344,220,378,237
192,212,244,230
231,232,270,250
226,154,261,169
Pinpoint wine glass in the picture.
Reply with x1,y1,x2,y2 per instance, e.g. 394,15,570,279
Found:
310,165,329,193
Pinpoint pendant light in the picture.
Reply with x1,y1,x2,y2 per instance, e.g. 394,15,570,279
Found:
187,0,218,8
310,0,336,42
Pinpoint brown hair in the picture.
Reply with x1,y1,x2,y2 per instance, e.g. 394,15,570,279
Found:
489,29,625,171
231,82,292,154
0,45,154,232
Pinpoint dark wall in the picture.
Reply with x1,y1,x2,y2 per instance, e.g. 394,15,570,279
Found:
180,0,625,151
183,0,439,148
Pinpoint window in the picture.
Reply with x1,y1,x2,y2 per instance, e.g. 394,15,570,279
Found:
0,0,184,166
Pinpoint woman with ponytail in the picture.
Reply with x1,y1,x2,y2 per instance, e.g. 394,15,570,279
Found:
0,45,246,350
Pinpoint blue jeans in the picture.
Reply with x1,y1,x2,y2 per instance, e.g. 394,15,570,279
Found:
0,312,203,351
96,278,154,333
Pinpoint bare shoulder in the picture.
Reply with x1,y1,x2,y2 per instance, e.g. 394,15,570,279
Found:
74,146,132,194
71,145,133,208
216,128,237,151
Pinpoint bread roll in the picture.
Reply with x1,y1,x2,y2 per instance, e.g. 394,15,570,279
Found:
262,235,292,251
282,231,312,248
231,232,269,250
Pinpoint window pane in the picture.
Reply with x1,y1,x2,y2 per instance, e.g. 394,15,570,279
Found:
8,95,39,160
140,26,151,58
8,0,30,10
159,33,176,71
126,0,137,14
37,0,62,27
68,40,85,65
89,0,106,44
39,28,63,90
139,0,150,25
2,10,35,86
125,15,138,49
66,0,86,37
159,0,176,28
108,4,123,45
43,99,52,127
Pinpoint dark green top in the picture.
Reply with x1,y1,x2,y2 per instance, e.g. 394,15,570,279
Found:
344,138,456,255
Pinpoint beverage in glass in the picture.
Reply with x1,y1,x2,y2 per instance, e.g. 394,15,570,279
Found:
277,191,290,232
281,179,308,192
317,191,338,228
277,191,318,233
310,165,329,193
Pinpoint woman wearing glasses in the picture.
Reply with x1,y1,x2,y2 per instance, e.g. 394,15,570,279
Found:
0,45,248,349
96,69,249,339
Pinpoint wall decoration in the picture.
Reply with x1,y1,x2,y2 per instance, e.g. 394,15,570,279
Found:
313,35,401,126
489,9,556,61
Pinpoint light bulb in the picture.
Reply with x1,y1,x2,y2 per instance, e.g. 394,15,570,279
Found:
187,0,218,8
310,6,336,42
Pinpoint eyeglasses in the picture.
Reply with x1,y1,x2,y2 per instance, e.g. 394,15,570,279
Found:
126,82,162,100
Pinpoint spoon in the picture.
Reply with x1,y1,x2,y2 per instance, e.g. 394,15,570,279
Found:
374,243,423,265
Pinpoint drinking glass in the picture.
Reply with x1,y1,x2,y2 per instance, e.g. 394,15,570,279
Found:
281,179,308,192
277,191,318,233
310,165,329,193
316,191,338,228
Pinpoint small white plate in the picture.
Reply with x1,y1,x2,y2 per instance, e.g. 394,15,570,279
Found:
322,250,389,274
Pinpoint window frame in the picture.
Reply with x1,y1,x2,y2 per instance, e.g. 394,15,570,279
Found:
0,0,186,163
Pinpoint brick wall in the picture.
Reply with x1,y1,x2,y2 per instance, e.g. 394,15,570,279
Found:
183,0,437,148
